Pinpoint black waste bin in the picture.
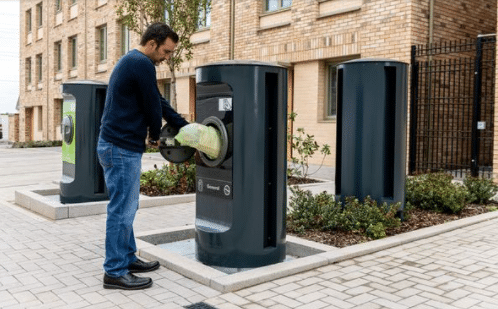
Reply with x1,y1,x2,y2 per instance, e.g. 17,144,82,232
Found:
194,60,287,268
335,58,408,211
60,81,108,204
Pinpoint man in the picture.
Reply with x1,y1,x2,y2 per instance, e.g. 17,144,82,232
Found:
97,22,188,290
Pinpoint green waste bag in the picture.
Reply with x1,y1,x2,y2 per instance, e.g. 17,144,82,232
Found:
175,123,222,159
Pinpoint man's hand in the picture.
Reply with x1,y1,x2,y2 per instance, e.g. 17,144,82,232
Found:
148,139,160,148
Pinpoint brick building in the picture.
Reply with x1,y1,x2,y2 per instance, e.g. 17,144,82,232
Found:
17,0,497,171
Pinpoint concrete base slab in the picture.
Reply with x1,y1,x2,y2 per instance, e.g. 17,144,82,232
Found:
136,225,337,292
14,186,195,220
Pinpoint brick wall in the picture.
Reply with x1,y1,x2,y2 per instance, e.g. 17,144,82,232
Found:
8,114,19,142
19,0,121,142
18,0,498,169
187,0,498,166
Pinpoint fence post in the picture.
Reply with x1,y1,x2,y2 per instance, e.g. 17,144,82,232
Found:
409,45,419,175
471,37,484,177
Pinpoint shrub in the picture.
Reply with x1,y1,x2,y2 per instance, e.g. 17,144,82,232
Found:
145,146,160,153
322,196,401,239
287,187,335,233
463,175,498,204
287,189,400,239
405,172,468,214
140,157,196,195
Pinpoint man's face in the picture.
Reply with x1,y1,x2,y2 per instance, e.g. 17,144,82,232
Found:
150,37,176,66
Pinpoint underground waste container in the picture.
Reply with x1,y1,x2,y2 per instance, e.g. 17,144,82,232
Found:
60,81,108,204
335,58,408,212
192,60,288,268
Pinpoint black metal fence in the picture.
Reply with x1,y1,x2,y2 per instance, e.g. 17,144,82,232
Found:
409,35,496,178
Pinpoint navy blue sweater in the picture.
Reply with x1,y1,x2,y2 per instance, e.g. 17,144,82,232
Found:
99,49,188,152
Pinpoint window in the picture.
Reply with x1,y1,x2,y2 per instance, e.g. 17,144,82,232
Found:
70,36,77,68
56,0,62,12
36,2,43,28
163,82,171,101
121,24,130,56
164,1,173,23
55,41,62,72
71,0,77,3
26,57,32,86
26,9,32,32
37,107,43,131
98,25,107,62
265,0,292,12
325,63,338,118
36,54,43,83
198,0,211,29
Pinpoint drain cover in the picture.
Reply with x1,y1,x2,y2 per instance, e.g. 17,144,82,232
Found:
184,303,218,309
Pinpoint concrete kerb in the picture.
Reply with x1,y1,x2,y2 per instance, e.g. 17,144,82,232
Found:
14,186,195,220
136,210,498,293
317,210,498,263
13,179,332,221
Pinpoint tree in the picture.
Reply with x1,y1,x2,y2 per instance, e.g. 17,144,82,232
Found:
116,0,210,107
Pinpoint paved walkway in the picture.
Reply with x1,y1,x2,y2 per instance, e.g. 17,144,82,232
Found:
1,146,498,308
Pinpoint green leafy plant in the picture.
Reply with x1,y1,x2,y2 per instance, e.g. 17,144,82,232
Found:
405,172,468,214
366,222,387,239
140,157,196,195
144,146,160,153
287,187,335,232
322,196,400,239
287,112,331,180
287,188,400,240
463,175,498,204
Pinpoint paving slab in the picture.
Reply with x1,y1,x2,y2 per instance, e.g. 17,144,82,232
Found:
3,146,498,308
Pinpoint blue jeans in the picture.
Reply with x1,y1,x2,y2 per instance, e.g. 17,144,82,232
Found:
97,137,142,277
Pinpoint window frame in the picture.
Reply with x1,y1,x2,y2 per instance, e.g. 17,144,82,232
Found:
36,54,43,83
36,2,43,28
197,0,211,30
26,9,32,33
324,56,359,120
55,41,62,72
163,81,171,102
98,25,107,63
26,57,32,86
325,63,338,119
264,0,292,13
70,36,78,69
121,23,130,56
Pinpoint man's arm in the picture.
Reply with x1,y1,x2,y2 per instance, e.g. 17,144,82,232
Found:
160,96,189,129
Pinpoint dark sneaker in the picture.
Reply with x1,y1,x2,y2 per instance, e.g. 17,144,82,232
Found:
103,273,153,290
128,258,160,273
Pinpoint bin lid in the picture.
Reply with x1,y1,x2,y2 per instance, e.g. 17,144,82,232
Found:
197,60,286,69
158,124,196,163
339,58,408,65
62,80,108,85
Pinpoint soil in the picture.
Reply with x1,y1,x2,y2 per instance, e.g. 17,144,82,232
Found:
140,176,496,248
289,203,493,248
287,176,321,185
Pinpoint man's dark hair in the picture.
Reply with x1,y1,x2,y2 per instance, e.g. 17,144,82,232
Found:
140,22,179,47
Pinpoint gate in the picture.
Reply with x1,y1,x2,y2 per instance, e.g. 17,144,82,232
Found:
409,35,496,178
